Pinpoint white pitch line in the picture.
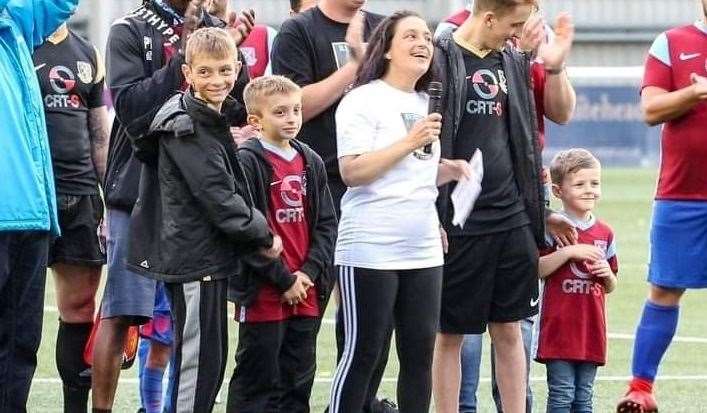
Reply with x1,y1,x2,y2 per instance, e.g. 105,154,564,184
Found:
37,308,707,343
30,375,707,385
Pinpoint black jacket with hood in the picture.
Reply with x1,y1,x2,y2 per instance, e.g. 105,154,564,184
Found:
228,138,337,312
433,30,546,246
127,92,273,283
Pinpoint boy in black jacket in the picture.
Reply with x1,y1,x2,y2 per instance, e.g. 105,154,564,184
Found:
128,28,282,413
226,75,337,413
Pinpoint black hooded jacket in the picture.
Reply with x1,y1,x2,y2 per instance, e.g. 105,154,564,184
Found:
127,93,273,283
228,138,337,311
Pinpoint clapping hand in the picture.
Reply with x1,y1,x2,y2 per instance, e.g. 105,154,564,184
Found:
539,13,575,70
225,8,256,46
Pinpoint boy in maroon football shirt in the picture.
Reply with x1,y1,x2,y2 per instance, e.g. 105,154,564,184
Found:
227,75,337,412
535,148,618,412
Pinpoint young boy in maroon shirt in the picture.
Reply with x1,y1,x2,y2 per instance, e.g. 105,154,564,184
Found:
536,148,618,412
227,75,337,413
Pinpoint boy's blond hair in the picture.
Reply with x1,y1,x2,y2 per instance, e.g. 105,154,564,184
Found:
550,148,601,185
184,27,237,65
243,75,301,115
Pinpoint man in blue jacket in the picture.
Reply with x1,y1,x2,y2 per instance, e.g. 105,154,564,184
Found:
0,0,78,410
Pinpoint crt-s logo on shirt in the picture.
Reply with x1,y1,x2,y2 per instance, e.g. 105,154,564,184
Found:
466,69,507,117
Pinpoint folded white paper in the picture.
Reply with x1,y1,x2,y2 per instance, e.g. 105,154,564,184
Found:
451,149,483,228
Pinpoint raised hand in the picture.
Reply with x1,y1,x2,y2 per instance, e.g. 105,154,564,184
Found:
225,8,255,46
518,13,545,53
182,0,207,49
345,11,366,63
539,12,575,70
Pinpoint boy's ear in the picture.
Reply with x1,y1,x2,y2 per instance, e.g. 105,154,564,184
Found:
247,113,262,131
551,183,562,199
181,64,193,86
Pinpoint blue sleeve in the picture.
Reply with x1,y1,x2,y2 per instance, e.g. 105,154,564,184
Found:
5,0,77,48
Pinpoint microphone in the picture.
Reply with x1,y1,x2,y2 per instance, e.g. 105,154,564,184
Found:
425,81,443,154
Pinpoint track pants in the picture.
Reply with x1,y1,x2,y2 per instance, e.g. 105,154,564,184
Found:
227,317,321,412
165,278,227,413
329,266,442,413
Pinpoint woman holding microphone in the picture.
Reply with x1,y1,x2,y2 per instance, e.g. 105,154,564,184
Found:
328,11,467,413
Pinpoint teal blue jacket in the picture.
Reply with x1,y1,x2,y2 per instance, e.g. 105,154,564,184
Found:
0,0,78,235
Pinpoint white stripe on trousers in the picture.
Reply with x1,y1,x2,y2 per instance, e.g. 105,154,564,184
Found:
176,281,202,413
329,266,357,413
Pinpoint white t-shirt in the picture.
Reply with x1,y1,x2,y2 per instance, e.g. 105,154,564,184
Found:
334,80,443,270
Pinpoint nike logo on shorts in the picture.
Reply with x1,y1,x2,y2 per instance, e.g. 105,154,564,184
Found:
530,296,540,307
34,63,46,71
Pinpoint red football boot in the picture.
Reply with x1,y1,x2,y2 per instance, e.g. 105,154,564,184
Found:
617,378,658,413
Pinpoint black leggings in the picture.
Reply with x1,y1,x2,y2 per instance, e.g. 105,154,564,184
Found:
329,265,442,413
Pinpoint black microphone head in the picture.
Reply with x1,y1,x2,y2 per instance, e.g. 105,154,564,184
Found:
428,81,443,98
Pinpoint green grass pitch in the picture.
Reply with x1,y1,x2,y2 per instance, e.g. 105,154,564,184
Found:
27,168,707,412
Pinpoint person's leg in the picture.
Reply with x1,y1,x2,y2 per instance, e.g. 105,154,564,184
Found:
0,231,49,412
394,266,442,412
137,338,150,411
459,335,483,413
139,282,174,413
491,318,533,413
51,193,105,413
92,209,155,411
364,327,394,413
488,226,538,413
435,233,497,413
432,333,465,413
227,321,284,413
545,360,575,413
572,362,597,413
52,263,101,413
488,322,526,413
328,266,397,413
140,340,171,413
632,286,682,383
166,278,228,413
279,317,321,413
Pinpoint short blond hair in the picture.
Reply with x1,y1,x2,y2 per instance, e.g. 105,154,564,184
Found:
243,75,301,115
550,148,601,185
184,27,237,65
474,0,537,16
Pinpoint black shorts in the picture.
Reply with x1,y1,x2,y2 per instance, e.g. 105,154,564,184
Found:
49,194,105,267
440,225,539,334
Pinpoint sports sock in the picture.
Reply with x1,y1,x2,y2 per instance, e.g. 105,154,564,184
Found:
631,300,679,382
140,366,165,413
137,337,150,409
56,320,93,413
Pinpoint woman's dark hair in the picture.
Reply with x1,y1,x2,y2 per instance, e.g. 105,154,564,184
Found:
354,10,434,92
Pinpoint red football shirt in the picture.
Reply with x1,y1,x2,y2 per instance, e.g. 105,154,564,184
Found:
241,146,319,322
643,23,707,200
536,217,618,365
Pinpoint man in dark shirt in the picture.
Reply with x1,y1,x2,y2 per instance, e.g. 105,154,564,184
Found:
271,2,395,412
432,1,571,412
33,22,110,413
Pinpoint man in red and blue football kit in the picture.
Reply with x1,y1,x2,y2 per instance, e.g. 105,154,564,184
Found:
617,2,707,412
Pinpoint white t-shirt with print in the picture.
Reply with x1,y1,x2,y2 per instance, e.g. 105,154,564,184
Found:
334,79,443,270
